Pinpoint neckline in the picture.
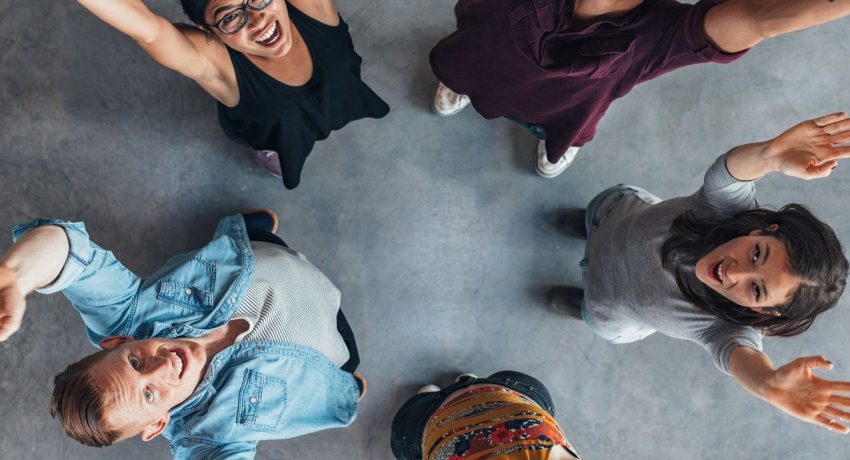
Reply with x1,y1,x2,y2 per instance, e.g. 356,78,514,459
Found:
232,2,321,91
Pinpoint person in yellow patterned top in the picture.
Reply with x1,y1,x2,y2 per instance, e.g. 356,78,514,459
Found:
391,371,579,460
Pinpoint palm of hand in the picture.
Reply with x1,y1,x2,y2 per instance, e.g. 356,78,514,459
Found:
0,269,25,342
768,356,850,433
772,363,830,417
772,113,850,179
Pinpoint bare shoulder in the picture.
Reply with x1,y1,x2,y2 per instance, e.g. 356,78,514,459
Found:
288,0,341,26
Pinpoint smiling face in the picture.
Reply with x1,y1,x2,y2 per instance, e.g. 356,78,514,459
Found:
205,0,294,58
87,336,208,441
694,229,800,312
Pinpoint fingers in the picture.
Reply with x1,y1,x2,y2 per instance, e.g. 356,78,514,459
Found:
796,355,835,370
829,380,850,392
0,287,24,342
806,160,838,179
825,406,850,421
824,119,850,137
815,414,850,434
830,395,850,407
828,130,850,146
814,112,849,127
822,146,850,163
0,314,22,342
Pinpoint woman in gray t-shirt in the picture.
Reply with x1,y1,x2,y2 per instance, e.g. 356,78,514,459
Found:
552,112,850,433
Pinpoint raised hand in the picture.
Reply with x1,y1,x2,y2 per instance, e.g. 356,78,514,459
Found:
768,112,850,180
764,355,850,434
0,266,26,342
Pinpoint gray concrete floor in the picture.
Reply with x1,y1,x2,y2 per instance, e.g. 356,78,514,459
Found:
2,1,850,459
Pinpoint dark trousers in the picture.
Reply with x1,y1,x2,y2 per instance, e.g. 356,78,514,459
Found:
243,215,360,373
390,370,554,460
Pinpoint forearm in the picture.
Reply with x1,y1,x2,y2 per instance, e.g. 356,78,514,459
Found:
77,0,163,44
745,0,850,39
729,346,776,400
0,226,70,294
723,140,776,181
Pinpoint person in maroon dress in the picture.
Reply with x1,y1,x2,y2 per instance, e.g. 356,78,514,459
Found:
430,0,850,178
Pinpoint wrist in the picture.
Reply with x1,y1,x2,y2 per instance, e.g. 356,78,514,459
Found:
759,139,783,173
0,265,24,294
757,369,782,402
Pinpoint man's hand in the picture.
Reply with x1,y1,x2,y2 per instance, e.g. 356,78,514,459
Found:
763,355,850,434
0,266,26,342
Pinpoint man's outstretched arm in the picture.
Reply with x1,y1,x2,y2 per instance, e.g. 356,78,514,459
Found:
0,225,69,341
704,0,850,53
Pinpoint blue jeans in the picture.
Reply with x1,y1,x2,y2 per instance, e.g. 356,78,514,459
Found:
580,185,662,342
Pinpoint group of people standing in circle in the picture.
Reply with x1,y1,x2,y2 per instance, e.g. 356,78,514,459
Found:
2,0,850,458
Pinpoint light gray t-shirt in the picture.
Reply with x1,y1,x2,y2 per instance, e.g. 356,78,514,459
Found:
232,242,350,367
584,153,763,374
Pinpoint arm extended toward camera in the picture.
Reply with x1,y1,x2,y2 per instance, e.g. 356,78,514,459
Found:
724,112,850,181
705,0,850,53
0,225,69,341
730,346,850,434
75,0,221,84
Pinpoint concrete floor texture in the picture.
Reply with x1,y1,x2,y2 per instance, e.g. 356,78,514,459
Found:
2,0,850,459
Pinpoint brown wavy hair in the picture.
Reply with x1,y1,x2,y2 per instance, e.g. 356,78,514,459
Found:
50,350,119,447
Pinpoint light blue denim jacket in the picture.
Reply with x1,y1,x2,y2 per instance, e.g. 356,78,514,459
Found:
14,216,360,459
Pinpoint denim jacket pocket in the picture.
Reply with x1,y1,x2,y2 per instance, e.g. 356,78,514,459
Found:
237,369,288,432
156,258,217,312
157,281,215,312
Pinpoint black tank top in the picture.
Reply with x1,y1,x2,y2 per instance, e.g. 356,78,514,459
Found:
218,2,390,189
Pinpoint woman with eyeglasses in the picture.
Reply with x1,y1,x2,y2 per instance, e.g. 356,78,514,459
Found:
76,0,389,189
550,113,850,433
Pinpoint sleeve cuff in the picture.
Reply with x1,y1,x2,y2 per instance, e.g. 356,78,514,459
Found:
718,338,763,375
11,219,92,294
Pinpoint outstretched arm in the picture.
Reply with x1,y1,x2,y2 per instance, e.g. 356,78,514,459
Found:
730,346,850,433
704,0,850,53
0,226,69,341
76,0,219,83
725,112,850,181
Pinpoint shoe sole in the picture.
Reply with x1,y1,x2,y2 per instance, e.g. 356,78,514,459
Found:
535,163,567,178
242,208,279,234
431,100,469,118
354,372,368,401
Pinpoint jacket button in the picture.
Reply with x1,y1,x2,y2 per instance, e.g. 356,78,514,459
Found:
229,296,237,304
185,288,192,295
249,396,258,404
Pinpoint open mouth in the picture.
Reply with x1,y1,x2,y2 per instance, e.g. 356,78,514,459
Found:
255,20,282,47
169,349,188,379
710,260,724,284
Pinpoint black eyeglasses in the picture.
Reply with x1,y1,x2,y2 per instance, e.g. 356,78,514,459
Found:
208,0,274,35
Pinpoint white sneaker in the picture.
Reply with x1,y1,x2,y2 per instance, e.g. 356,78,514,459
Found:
417,384,441,394
432,82,470,117
536,140,579,178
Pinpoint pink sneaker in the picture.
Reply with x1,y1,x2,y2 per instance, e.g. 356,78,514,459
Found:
253,150,282,178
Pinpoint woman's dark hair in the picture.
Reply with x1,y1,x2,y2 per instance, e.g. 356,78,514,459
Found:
662,204,848,337
180,0,210,25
